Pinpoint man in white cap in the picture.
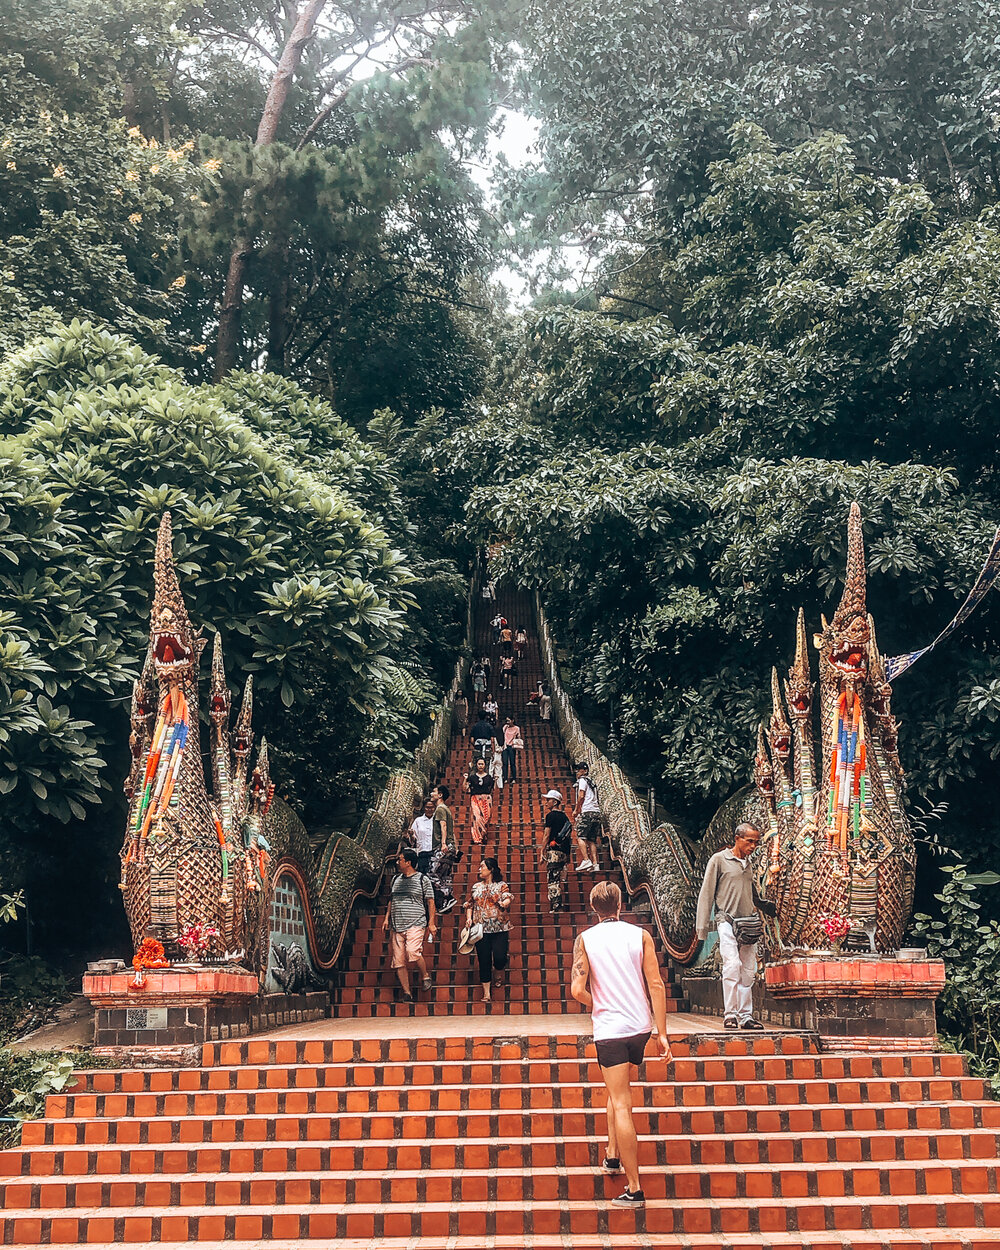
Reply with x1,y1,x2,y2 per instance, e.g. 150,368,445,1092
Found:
538,789,573,912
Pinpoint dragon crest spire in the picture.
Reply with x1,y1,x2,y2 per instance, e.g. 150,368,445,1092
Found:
827,501,870,677
768,667,791,761
209,631,231,728
785,607,813,719
151,513,202,681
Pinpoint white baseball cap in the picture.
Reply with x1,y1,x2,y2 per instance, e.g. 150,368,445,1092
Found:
542,789,563,801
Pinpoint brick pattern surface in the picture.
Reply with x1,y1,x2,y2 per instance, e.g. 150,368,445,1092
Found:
2,588,999,1246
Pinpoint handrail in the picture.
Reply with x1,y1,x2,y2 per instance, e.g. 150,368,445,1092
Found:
534,594,700,965
273,572,478,977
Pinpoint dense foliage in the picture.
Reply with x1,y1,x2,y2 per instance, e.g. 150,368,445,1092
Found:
0,0,507,416
507,0,1000,264
447,132,1000,888
0,321,463,956
913,866,1000,1091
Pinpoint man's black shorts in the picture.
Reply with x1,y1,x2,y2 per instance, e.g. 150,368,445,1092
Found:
594,1030,651,1069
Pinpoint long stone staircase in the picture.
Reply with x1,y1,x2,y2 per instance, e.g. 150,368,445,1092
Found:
1,587,999,1247
329,586,685,1018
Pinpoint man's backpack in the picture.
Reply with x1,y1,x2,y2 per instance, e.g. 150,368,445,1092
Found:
582,776,599,806
550,814,573,854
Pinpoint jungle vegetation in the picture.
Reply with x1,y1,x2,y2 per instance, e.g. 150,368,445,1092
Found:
0,0,997,1072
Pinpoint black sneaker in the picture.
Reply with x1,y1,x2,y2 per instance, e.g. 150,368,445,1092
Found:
740,1017,764,1031
601,1156,622,1173
439,898,457,914
612,1188,645,1206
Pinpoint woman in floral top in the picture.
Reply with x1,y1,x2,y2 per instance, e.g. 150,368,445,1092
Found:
465,857,513,1004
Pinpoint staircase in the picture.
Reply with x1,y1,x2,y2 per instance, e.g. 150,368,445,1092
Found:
2,586,999,1246
329,585,686,1017
2,1032,999,1245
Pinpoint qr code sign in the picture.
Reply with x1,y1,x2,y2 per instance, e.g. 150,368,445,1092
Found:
125,1009,148,1030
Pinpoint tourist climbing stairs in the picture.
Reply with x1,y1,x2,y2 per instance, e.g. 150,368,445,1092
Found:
2,586,999,1246
329,586,685,1017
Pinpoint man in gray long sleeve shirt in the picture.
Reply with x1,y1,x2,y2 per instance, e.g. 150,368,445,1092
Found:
696,823,775,1030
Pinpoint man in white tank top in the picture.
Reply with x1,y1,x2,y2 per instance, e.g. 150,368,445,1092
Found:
570,881,671,1207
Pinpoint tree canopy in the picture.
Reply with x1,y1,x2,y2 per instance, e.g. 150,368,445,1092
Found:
442,128,1000,880
506,0,1000,263
0,320,460,954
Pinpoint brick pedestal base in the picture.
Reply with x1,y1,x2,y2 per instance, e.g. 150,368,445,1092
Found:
763,957,946,1050
83,968,329,1051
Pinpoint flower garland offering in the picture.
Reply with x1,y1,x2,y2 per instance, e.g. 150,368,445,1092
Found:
130,937,169,988
178,922,221,960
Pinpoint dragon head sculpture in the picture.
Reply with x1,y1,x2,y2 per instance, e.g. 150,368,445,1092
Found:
151,514,204,683
755,503,915,951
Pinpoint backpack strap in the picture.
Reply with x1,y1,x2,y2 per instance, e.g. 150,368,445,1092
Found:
419,873,432,923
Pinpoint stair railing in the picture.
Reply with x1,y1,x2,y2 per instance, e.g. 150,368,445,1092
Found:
534,594,700,964
276,572,478,976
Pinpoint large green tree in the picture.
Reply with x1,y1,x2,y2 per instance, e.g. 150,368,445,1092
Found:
0,322,458,955
0,0,511,422
505,0,1000,268
448,131,1000,881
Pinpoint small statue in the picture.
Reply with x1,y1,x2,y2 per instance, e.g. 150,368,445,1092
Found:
271,942,321,994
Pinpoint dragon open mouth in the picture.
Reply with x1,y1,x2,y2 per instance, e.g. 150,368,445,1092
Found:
830,640,866,675
154,631,192,673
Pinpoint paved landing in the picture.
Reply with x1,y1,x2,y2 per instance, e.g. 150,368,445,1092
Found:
258,1009,791,1041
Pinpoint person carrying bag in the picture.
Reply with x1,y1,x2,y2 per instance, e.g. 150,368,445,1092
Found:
464,857,512,1005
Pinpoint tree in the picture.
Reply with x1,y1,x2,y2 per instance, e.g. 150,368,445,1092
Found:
214,0,327,376
197,1,504,384
0,0,510,425
505,0,1000,267
0,321,448,954
0,108,211,362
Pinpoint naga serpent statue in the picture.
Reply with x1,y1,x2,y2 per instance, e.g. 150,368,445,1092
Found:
546,503,916,959
117,513,437,989
120,513,275,980
753,501,915,951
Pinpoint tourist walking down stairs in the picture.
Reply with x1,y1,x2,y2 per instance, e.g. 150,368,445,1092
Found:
539,788,572,913
406,796,436,872
429,784,458,914
464,755,495,845
695,821,775,1030
382,848,437,1003
573,759,602,871
465,857,513,1004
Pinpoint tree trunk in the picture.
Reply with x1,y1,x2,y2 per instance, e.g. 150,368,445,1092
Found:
266,237,291,374
122,81,138,128
213,0,327,381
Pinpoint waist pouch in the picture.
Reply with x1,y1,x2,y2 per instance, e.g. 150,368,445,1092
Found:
731,915,764,944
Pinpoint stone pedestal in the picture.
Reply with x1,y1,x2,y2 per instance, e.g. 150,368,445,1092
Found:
83,965,332,1058
763,957,946,1050
83,968,262,1050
